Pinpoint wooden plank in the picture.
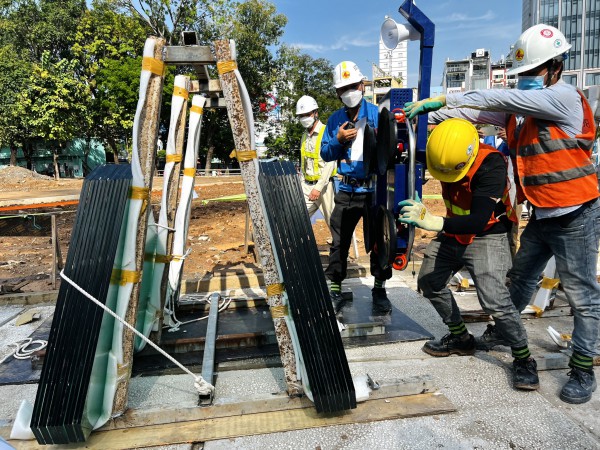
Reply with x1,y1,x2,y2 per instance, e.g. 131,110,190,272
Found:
3,393,454,449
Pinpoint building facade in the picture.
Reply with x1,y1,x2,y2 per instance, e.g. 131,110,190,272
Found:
378,38,408,88
522,0,600,88
442,49,493,93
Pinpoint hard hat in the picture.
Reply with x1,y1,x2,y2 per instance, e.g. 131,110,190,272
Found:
333,61,364,89
506,24,571,76
426,118,479,183
295,95,318,115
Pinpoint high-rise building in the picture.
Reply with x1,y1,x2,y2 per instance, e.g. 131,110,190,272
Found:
522,0,600,88
378,38,408,87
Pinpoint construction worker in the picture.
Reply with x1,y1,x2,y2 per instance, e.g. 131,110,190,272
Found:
398,118,539,391
296,95,337,234
405,24,599,404
320,61,392,315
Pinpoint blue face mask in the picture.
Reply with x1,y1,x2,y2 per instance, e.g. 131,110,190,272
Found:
517,75,545,90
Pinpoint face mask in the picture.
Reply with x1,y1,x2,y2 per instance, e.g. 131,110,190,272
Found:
340,89,363,108
517,75,545,90
299,115,315,128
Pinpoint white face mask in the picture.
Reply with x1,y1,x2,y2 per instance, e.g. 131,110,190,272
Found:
299,115,315,128
340,89,363,108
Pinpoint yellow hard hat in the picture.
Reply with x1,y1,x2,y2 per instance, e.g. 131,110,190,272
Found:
426,118,479,183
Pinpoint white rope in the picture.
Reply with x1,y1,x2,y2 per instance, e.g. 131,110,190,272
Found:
147,223,176,232
59,270,214,396
164,296,232,331
0,338,48,364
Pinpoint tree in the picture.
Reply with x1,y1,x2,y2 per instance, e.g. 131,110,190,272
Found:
264,45,337,160
24,52,91,178
0,45,32,165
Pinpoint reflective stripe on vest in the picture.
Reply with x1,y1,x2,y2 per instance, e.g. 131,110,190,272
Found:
301,126,335,182
443,145,516,245
507,90,598,208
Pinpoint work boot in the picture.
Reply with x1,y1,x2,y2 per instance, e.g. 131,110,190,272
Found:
475,324,508,351
559,367,597,404
512,357,539,390
330,290,345,314
371,287,392,315
423,333,476,357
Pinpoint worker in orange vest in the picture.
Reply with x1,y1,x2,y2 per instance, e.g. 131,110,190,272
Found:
405,24,599,404
399,118,538,391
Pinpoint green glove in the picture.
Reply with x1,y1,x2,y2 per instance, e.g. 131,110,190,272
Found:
403,95,446,120
398,193,444,232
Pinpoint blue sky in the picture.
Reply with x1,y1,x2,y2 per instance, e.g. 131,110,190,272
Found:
270,0,522,93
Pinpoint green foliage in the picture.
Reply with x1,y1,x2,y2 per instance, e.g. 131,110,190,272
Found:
0,0,344,170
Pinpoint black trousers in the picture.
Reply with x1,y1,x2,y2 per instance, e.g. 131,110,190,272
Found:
325,190,392,284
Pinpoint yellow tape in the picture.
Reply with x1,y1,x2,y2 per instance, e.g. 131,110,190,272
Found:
171,254,185,262
166,154,183,163
217,60,237,75
540,277,560,290
142,56,165,76
129,186,149,200
266,283,284,296
229,149,257,162
154,254,173,264
270,305,288,319
173,86,189,100
183,168,196,177
190,105,204,115
110,269,142,286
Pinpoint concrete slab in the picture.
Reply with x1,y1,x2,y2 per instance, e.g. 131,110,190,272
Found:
1,270,599,449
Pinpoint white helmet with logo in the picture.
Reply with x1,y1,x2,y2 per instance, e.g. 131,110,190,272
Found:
333,61,364,89
295,95,318,115
506,24,571,76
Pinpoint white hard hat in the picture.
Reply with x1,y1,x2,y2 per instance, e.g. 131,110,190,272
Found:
506,24,571,76
295,95,318,115
333,61,364,89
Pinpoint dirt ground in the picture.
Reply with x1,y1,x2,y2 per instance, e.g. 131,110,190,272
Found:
0,165,446,293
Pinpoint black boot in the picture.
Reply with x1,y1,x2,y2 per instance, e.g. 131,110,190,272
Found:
371,287,392,315
475,324,508,351
560,367,597,404
512,357,539,390
423,333,475,357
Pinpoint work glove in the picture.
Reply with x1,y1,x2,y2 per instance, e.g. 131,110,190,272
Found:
398,193,444,232
403,95,446,120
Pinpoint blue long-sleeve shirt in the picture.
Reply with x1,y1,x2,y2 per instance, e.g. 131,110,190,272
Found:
320,98,379,193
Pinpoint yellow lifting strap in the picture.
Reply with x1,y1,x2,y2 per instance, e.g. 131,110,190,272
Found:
142,56,166,76
129,186,149,200
110,268,142,286
266,283,284,296
190,105,204,115
230,149,257,162
166,154,183,163
173,86,189,100
269,305,288,319
144,253,173,264
217,60,237,75
540,277,560,290
183,168,196,177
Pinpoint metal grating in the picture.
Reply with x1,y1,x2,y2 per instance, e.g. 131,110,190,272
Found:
30,164,132,444
258,159,356,413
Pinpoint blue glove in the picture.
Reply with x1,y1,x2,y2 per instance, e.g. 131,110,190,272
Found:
403,95,446,120
398,193,444,232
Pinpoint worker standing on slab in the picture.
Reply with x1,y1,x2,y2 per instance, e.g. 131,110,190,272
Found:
320,61,392,315
398,118,539,391
405,24,599,404
296,95,337,236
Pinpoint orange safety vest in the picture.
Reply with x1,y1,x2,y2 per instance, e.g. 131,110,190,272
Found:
506,90,598,208
442,144,518,245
